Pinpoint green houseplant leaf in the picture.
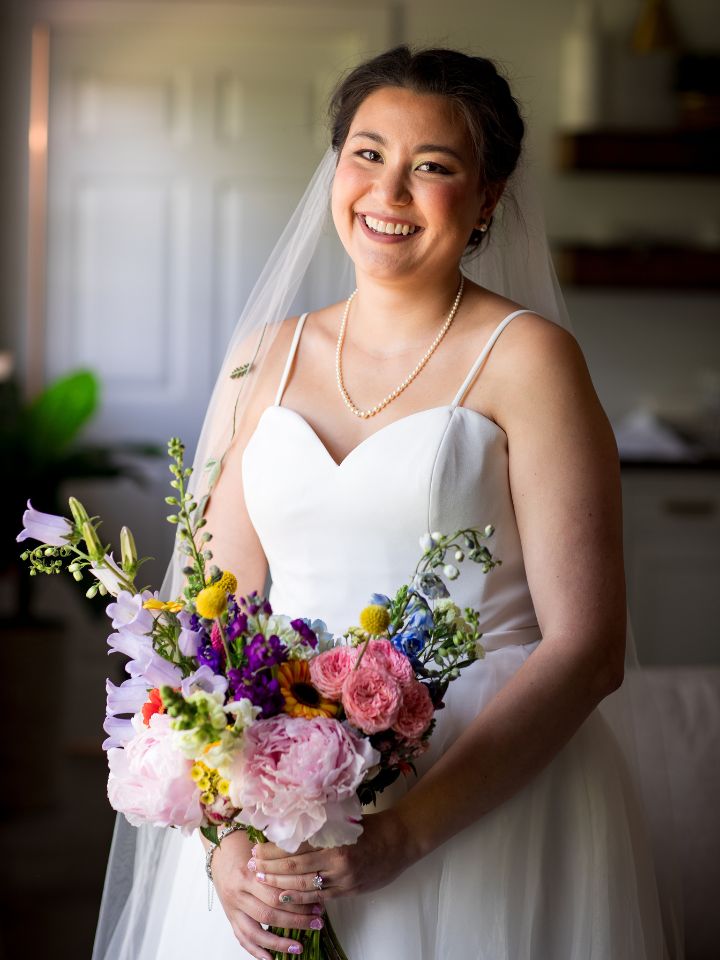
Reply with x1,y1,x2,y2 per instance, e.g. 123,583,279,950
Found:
23,369,98,463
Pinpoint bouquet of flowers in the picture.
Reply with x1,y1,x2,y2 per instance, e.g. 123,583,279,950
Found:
17,437,500,960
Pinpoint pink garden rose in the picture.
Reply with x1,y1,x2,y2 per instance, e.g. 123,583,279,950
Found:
342,664,402,734
107,713,203,834
393,680,434,739
309,645,357,699
363,639,414,686
230,714,379,853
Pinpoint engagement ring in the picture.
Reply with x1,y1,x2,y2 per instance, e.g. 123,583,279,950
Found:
312,873,324,890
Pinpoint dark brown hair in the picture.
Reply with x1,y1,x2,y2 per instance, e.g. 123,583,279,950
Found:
329,46,525,248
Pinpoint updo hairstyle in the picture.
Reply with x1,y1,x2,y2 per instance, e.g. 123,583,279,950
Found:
329,46,525,249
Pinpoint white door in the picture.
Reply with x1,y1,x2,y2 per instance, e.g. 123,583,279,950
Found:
45,4,392,447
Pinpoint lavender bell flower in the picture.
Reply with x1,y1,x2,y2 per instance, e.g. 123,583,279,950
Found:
177,609,204,657
90,553,127,596
181,665,228,699
16,501,73,547
106,590,155,634
103,676,150,750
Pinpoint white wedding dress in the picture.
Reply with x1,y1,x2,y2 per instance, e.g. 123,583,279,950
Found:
144,308,670,958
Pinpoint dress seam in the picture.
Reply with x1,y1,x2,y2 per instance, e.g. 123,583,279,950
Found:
426,407,456,534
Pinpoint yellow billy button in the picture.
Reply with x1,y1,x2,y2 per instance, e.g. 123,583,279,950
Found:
196,584,228,619
216,570,238,595
358,603,391,636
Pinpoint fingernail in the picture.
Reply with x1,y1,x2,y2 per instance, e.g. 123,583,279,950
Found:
311,903,324,915
256,871,266,882
251,843,259,857
310,917,324,930
247,857,256,871
280,894,293,903
288,946,303,955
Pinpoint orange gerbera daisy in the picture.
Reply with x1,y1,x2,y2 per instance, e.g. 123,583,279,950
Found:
278,661,339,719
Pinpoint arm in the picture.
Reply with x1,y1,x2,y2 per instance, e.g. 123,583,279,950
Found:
195,320,324,959
253,315,626,897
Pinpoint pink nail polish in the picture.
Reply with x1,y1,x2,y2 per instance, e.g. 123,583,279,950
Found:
288,946,303,955
247,857,256,871
311,904,324,915
251,843,259,857
256,871,266,882
310,917,324,931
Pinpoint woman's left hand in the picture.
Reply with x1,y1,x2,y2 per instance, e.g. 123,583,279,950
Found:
249,810,417,904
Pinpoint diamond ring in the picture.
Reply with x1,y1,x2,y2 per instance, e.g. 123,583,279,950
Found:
312,873,324,890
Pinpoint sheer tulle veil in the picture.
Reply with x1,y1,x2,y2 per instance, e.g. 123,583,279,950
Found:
91,145,683,958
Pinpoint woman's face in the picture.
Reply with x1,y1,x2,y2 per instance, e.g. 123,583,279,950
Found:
331,86,490,285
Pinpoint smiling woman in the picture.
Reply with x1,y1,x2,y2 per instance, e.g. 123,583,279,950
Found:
93,46,680,960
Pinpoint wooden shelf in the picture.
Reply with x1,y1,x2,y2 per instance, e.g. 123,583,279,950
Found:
553,244,720,289
557,128,720,174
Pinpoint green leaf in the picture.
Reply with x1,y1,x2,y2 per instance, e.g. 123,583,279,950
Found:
25,370,99,462
201,824,219,845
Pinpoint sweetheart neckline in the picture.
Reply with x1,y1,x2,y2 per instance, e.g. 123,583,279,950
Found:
253,404,504,469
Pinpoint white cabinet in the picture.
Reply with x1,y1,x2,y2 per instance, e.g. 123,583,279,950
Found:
622,470,720,665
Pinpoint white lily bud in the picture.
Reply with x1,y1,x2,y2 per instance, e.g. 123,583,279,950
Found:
443,563,459,580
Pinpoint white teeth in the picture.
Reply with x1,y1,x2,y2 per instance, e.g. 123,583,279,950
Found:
363,215,417,236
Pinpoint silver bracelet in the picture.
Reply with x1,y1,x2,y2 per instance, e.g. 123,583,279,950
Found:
205,823,246,884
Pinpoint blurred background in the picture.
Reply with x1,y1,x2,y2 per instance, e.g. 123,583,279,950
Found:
0,0,718,957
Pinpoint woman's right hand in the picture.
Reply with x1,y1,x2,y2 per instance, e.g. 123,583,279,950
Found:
211,830,324,959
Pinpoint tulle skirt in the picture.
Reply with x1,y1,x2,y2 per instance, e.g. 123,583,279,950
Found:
131,641,670,960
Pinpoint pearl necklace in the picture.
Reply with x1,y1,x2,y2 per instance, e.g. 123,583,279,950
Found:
335,276,465,420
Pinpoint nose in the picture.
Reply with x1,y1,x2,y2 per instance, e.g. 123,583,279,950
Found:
375,162,411,206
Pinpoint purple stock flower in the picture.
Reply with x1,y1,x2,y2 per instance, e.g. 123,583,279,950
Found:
238,592,272,617
227,611,248,642
178,609,204,657
232,672,283,719
198,643,223,674
16,501,73,547
290,618,318,649
245,633,287,673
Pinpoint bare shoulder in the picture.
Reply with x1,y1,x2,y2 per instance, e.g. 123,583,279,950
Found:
464,301,598,434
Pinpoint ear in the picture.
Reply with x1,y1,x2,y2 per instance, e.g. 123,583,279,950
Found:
475,180,506,229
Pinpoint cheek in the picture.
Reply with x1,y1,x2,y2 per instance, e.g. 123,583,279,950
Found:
429,182,479,232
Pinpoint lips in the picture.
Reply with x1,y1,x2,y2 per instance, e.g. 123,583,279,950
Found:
356,212,422,241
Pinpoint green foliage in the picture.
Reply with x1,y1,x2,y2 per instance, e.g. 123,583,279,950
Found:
23,369,98,462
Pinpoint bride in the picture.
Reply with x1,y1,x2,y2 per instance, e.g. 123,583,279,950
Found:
94,46,680,960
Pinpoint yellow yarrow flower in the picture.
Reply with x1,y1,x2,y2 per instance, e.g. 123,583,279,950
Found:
216,570,238,595
278,661,339,720
217,779,230,796
200,791,215,805
358,604,390,635
190,764,205,783
196,584,227,619
198,776,211,791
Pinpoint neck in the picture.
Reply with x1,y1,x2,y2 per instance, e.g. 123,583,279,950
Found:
345,268,464,352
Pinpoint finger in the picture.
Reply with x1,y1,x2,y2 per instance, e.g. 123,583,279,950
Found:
238,891,326,932
233,917,306,959
255,871,328,893
250,881,321,916
253,840,313,860
278,889,330,908
253,851,326,876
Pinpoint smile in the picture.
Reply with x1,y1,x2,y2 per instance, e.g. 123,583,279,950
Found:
356,213,422,242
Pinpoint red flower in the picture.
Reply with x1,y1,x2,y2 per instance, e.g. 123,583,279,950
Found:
141,688,166,726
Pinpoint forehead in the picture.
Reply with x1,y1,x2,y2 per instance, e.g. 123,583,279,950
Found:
348,87,471,151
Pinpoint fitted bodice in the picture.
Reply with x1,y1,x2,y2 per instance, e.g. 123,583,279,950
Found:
242,309,541,651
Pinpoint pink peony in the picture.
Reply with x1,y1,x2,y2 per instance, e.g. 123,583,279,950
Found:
229,714,379,853
309,645,357,699
393,680,434,739
342,665,402,734
362,639,414,686
107,713,202,834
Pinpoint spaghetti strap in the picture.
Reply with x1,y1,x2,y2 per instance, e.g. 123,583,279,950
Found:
451,309,534,409
274,313,309,406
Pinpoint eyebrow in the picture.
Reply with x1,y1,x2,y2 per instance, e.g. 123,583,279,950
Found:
349,131,464,163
